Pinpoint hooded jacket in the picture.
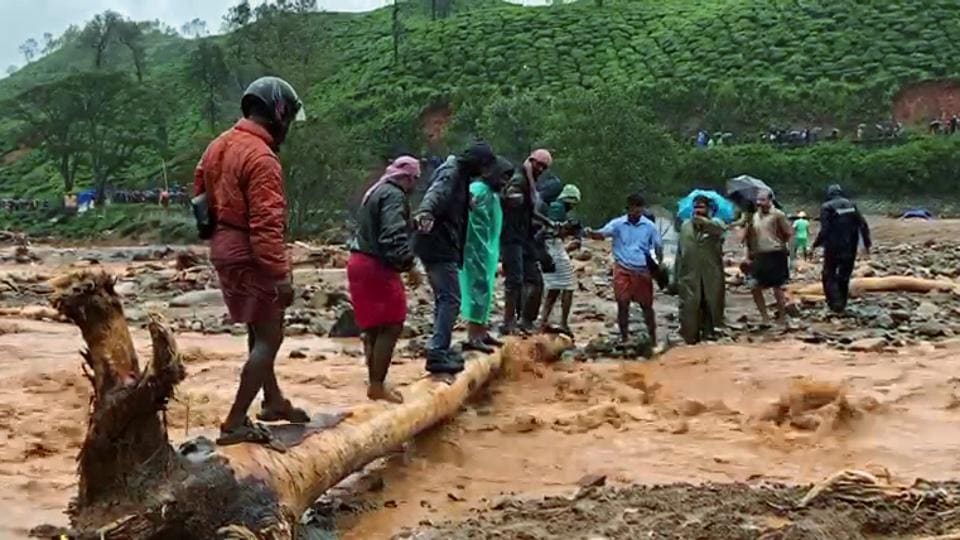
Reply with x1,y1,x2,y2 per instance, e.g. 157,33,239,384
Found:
813,184,872,255
193,118,289,280
413,144,495,265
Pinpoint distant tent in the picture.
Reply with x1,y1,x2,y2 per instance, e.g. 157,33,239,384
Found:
77,189,97,213
900,208,934,220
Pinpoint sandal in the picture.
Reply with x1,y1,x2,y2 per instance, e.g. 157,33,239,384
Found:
462,340,495,354
217,419,287,452
482,335,504,348
256,399,311,424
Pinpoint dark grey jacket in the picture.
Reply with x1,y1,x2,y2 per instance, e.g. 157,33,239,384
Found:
413,159,471,265
352,180,414,272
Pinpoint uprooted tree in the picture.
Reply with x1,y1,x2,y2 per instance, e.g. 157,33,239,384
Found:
46,271,570,539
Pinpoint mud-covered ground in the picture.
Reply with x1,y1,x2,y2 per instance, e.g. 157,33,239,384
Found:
405,479,960,539
1,217,960,539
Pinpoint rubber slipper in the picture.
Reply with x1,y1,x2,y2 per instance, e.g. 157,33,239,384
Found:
217,419,287,452
482,335,504,347
257,400,311,424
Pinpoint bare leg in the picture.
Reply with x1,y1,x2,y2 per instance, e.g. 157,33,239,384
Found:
368,324,404,403
752,288,770,323
772,287,788,322
363,327,380,382
540,289,561,330
223,317,285,431
560,290,574,330
642,305,657,345
617,300,631,342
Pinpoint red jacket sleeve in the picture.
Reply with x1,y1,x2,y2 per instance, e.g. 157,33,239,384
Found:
246,153,289,280
193,158,205,197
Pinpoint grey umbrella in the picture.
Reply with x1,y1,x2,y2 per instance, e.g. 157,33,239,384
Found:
726,175,777,209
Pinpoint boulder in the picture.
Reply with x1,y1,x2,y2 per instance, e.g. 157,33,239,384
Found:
917,321,947,338
328,308,361,338
849,337,887,352
916,301,941,319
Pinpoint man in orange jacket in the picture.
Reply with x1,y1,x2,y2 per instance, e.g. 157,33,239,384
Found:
194,76,308,448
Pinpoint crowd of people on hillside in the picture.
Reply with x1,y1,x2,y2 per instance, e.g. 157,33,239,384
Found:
693,120,918,149
928,113,960,135
192,76,875,450
0,198,50,212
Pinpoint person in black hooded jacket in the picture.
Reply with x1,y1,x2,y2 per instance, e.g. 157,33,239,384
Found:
813,184,872,313
413,142,497,375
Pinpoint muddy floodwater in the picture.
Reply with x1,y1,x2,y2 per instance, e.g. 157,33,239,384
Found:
1,217,960,538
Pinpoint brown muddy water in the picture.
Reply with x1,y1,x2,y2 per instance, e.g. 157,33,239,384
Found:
1,217,959,538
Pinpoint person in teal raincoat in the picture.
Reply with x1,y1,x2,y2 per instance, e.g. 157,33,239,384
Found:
460,157,513,352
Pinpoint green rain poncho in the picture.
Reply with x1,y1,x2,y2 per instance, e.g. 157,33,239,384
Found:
459,180,503,324
677,216,727,344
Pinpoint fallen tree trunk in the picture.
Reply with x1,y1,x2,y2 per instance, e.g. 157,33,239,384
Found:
48,271,571,539
790,276,959,299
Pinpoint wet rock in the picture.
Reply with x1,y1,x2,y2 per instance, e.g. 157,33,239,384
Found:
286,324,309,336
329,308,361,338
176,250,206,270
573,250,593,262
917,321,947,338
669,420,689,434
576,474,607,489
169,289,223,308
849,337,887,353
309,289,351,310
114,281,138,297
678,399,707,417
873,312,895,329
501,413,541,434
790,414,822,431
916,302,940,319
889,310,912,324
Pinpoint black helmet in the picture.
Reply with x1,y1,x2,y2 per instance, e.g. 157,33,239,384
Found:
241,76,305,125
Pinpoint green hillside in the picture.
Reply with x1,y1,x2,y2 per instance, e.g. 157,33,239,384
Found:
3,0,960,234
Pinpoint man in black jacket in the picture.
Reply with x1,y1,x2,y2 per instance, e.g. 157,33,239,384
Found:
501,149,555,335
414,143,497,374
813,184,872,313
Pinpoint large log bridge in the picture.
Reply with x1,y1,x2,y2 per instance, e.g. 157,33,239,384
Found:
47,271,570,539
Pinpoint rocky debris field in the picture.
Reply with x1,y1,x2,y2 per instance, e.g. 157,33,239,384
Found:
1,228,959,357
400,473,960,540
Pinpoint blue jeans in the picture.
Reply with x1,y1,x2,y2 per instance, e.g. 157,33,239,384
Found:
426,261,461,359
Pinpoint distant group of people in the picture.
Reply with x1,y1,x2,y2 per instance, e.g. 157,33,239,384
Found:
0,198,50,212
191,76,876,450
929,114,960,135
694,121,919,149
763,126,842,146
110,188,188,206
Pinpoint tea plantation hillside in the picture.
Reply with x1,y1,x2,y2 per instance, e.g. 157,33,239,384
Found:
2,0,960,231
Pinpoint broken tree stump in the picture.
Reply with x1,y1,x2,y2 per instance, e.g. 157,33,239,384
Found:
47,270,572,539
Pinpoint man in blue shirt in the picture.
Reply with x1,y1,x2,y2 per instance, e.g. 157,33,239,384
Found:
586,193,663,345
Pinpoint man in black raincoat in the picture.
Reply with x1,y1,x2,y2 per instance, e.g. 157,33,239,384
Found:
414,143,497,375
813,184,872,313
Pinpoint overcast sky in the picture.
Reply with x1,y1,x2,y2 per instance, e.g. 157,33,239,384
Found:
0,0,549,73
